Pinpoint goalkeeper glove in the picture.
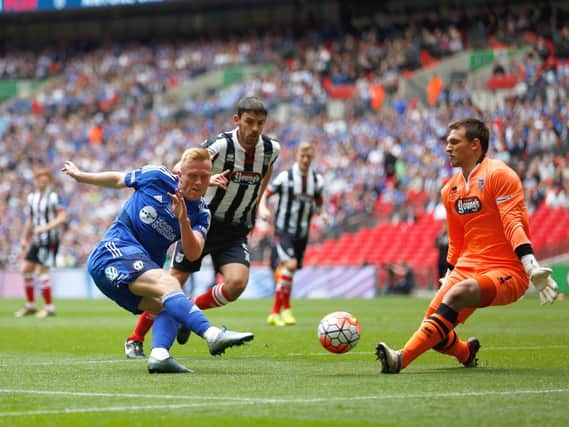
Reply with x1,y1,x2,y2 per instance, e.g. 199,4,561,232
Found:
521,254,559,305
438,269,450,289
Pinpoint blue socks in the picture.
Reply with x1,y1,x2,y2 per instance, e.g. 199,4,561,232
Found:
152,311,178,351
158,290,211,345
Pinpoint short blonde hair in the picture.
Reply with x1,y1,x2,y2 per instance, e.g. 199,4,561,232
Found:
180,147,211,164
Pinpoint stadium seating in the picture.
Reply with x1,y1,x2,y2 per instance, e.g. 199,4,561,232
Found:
486,74,521,90
304,204,569,289
2,6,569,275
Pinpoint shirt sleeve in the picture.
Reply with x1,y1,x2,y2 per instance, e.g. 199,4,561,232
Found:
270,140,280,166
124,165,172,190
489,166,531,251
314,172,325,208
267,170,286,195
442,185,464,267
49,191,62,210
26,194,33,216
192,207,211,240
124,168,142,189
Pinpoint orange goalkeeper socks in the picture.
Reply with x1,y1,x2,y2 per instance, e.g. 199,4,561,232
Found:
432,329,470,363
401,303,458,368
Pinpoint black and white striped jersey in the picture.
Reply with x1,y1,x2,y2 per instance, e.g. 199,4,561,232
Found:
267,163,324,239
201,128,280,230
27,186,63,245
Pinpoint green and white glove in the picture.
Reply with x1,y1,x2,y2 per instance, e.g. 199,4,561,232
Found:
522,255,559,305
438,269,450,289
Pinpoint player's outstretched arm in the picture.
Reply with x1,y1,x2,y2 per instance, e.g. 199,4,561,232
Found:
257,189,273,221
61,161,126,188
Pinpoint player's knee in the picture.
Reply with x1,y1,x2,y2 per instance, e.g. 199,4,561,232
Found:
20,262,34,274
169,268,189,287
149,274,182,298
284,258,298,272
223,277,248,300
161,275,182,293
443,279,480,308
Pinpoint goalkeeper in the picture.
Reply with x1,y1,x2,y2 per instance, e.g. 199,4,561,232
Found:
376,118,559,374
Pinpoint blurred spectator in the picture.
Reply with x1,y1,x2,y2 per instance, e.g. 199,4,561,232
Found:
492,61,506,76
544,183,569,209
2,8,569,269
383,262,415,295
553,25,569,59
435,221,449,279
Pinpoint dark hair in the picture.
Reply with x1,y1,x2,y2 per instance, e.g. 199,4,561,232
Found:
448,118,490,155
236,96,267,117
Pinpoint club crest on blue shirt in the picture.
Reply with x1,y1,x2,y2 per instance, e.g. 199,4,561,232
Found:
105,265,119,281
139,206,158,224
478,178,485,190
133,260,144,271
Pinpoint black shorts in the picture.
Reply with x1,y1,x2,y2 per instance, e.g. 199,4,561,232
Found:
171,220,250,273
25,241,59,268
272,232,308,269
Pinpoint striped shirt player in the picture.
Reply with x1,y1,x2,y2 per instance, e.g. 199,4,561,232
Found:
16,168,67,319
170,96,280,313
25,183,63,267
269,160,325,263
204,128,279,230
261,141,328,326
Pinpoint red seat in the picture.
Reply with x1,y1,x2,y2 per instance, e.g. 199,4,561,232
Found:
486,74,520,90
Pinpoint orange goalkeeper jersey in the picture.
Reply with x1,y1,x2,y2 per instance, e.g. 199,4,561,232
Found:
441,158,531,272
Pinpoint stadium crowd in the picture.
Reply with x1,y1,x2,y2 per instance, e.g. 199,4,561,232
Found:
1,6,569,269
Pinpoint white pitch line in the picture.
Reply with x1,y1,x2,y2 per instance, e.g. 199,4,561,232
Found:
0,359,135,367
0,401,258,417
0,389,247,401
0,388,568,417
289,344,569,356
1,344,566,367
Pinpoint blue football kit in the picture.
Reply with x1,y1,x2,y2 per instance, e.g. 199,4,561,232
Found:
88,165,211,314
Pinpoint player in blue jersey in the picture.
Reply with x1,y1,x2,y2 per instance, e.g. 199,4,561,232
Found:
61,147,254,373
123,96,280,357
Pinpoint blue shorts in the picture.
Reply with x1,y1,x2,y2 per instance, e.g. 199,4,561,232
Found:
87,238,161,314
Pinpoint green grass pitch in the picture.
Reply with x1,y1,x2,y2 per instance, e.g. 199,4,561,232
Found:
1,296,568,427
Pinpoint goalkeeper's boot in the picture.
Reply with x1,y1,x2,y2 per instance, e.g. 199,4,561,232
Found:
281,308,296,326
461,337,480,368
124,340,146,359
147,356,192,374
375,342,403,374
176,325,192,345
208,327,254,356
267,313,285,326
15,306,37,318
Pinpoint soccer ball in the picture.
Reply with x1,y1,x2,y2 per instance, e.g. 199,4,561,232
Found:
317,311,361,354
